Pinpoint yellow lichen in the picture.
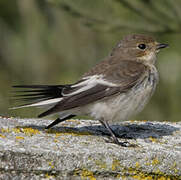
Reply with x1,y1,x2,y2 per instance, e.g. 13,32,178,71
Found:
73,168,96,180
15,136,24,140
145,162,151,166
174,168,178,174
75,166,179,180
95,160,107,169
1,128,10,133
21,127,40,136
149,137,159,143
152,158,160,165
45,173,54,179
170,162,179,174
132,173,153,180
172,162,177,167
81,169,96,180
12,128,21,133
116,174,121,178
155,168,162,175
55,133,61,138
135,162,140,168
123,165,179,180
66,119,77,122
73,169,79,176
48,161,55,169
112,159,120,171
130,119,136,122
54,139,59,143
1,127,40,136
0,134,5,138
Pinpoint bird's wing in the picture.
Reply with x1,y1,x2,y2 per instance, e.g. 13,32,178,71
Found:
36,60,147,117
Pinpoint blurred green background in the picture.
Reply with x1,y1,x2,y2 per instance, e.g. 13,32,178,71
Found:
1,0,181,122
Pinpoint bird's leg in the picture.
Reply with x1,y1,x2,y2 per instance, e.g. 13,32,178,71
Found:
45,115,76,129
45,118,65,129
99,120,119,144
99,120,130,147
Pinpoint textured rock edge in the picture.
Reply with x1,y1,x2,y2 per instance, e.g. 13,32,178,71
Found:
0,116,181,179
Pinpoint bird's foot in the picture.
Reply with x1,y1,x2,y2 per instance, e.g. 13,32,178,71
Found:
104,137,138,147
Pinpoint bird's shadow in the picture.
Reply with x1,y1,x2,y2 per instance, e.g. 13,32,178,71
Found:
16,121,180,140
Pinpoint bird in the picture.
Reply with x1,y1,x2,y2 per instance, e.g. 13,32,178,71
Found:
11,34,168,146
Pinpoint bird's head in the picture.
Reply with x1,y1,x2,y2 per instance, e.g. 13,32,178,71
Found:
111,34,168,65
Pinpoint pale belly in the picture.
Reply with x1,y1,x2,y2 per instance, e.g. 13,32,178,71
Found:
88,83,155,123
74,72,158,123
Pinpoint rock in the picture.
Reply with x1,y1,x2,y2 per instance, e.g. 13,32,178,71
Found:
0,116,180,179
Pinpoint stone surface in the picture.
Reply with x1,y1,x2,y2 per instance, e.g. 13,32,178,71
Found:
0,116,181,179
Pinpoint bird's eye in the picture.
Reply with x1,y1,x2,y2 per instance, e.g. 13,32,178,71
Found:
138,44,146,50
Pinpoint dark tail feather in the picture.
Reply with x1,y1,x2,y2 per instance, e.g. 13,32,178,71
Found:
12,85,69,106
12,85,66,89
45,115,76,129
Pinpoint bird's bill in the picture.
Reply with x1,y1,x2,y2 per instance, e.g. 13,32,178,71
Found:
156,43,169,50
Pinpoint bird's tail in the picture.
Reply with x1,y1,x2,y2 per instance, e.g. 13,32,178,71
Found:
10,85,68,109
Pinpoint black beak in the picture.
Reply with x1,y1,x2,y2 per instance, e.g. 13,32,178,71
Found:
156,43,169,50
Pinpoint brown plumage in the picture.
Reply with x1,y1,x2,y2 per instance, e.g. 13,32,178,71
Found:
11,34,168,145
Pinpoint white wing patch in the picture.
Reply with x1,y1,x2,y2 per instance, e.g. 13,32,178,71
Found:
62,75,118,96
10,75,118,109
10,97,63,109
